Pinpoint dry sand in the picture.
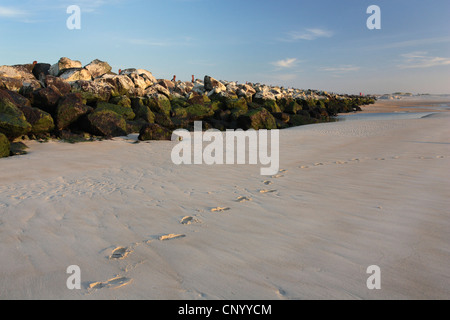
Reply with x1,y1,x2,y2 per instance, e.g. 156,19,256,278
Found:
0,98,449,300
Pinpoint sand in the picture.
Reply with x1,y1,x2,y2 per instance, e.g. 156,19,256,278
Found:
0,97,449,300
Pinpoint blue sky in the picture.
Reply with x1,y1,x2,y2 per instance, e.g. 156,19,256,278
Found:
0,0,449,94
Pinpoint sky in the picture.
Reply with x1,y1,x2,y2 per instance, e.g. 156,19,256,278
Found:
0,0,449,94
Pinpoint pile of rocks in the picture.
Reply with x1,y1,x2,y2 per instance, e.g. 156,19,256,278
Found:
0,57,376,158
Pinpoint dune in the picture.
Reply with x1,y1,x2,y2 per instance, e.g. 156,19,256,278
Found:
0,99,449,300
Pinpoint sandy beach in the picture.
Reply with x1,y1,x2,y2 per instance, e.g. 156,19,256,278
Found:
1,97,449,300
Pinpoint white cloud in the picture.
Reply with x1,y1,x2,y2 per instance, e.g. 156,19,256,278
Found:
398,52,450,69
0,6,28,18
321,65,360,73
286,28,333,41
272,58,298,68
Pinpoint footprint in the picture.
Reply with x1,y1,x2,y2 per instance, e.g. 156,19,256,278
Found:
271,174,284,179
375,158,385,161
259,189,277,194
279,169,288,173
436,156,444,159
263,181,273,185
109,247,132,260
392,156,400,159
335,161,348,164
180,216,200,225
314,163,324,166
236,196,252,203
89,276,132,290
211,207,231,213
159,234,186,241
300,166,309,169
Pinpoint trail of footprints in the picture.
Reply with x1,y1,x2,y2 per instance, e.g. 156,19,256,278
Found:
88,154,447,295
299,155,446,169
88,169,288,294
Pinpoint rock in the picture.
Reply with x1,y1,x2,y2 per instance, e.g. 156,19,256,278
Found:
284,100,302,114
184,104,215,120
72,80,115,104
0,132,10,158
138,123,172,141
0,90,32,140
144,94,171,116
204,76,226,92
98,74,135,96
84,59,112,79
237,84,256,98
32,63,51,80
158,79,175,91
110,95,132,108
87,109,127,137
0,65,42,92
260,99,282,113
131,98,155,123
49,57,82,76
151,84,171,98
56,93,92,130
237,107,277,130
288,114,316,127
32,87,62,113
19,105,55,135
45,75,72,95
59,68,92,82
96,102,135,121
192,83,205,95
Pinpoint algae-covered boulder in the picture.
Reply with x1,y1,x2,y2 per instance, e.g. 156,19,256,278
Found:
138,123,172,141
19,105,55,135
56,93,92,130
144,94,172,116
237,107,277,130
131,98,155,123
96,102,135,121
0,90,32,140
0,133,10,158
87,109,127,137
284,100,302,114
185,104,215,120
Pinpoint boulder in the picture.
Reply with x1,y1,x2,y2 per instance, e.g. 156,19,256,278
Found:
32,87,62,113
49,57,82,76
84,59,112,79
0,132,10,158
98,74,135,96
110,95,132,108
72,80,115,103
237,107,277,130
45,75,72,95
204,76,226,92
59,68,92,82
0,90,32,140
0,65,42,92
138,123,172,141
56,93,92,130
32,63,51,80
96,102,135,121
131,98,155,123
19,105,55,135
144,94,171,116
87,109,127,137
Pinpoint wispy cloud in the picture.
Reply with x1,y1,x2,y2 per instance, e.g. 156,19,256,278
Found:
272,58,298,68
398,52,450,69
0,6,28,18
321,65,360,73
282,28,333,42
